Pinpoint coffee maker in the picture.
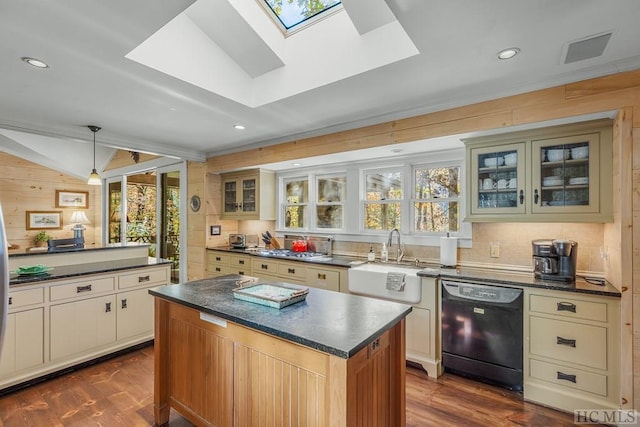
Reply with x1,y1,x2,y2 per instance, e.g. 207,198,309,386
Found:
532,239,578,282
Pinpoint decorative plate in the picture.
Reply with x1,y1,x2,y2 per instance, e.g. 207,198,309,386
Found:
190,195,201,212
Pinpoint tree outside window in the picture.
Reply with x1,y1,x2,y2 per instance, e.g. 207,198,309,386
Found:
363,170,402,231
414,166,460,233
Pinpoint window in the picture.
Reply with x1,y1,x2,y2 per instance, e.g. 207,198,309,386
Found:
413,165,461,233
363,169,403,231
283,177,308,229
262,0,342,32
316,175,346,229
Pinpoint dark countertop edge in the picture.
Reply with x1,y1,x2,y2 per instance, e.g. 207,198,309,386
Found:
417,269,621,297
10,258,172,287
9,243,151,258
149,287,412,359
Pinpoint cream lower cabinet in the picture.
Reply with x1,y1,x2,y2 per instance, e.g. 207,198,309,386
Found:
50,295,117,361
406,277,441,378
0,264,170,391
524,288,620,416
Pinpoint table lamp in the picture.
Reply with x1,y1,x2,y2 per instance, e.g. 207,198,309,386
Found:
70,210,90,241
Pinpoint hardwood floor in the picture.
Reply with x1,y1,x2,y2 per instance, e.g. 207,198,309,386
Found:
0,345,583,426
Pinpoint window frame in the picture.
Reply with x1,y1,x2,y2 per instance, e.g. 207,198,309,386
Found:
281,175,310,231
360,166,405,234
315,173,347,231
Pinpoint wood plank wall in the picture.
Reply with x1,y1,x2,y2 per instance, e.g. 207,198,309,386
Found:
0,152,100,251
199,68,640,411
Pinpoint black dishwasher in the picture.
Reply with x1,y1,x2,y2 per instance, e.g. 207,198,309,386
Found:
441,280,523,391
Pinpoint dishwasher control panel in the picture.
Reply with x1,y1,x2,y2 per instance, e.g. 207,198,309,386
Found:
442,280,522,304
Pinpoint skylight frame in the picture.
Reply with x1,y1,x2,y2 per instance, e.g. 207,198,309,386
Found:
259,0,344,36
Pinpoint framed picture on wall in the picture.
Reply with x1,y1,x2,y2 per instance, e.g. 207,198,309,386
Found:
26,211,63,230
55,190,89,208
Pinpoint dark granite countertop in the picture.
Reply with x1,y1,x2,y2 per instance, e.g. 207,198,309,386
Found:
149,274,412,359
417,266,621,297
10,257,171,287
207,246,356,268
9,242,151,258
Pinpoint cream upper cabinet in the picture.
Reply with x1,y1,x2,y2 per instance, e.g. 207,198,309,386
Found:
221,169,275,220
464,120,612,222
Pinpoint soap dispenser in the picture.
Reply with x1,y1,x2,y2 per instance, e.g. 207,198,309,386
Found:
367,245,376,262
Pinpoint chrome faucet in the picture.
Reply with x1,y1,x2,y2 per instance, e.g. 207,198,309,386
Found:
387,228,405,263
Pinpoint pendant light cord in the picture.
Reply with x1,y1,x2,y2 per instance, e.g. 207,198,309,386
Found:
88,125,101,171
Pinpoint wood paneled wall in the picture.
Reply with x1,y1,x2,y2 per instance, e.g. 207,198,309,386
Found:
203,68,640,411
0,152,101,251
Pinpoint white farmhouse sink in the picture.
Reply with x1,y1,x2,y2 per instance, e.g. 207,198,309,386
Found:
348,263,421,304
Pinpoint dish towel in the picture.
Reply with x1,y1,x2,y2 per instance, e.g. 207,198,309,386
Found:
386,272,406,291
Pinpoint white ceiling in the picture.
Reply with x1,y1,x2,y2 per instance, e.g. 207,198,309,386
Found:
1,0,640,178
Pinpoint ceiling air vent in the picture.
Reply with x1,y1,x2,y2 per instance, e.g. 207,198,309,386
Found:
564,32,612,64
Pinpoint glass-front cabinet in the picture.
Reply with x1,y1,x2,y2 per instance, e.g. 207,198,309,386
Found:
470,143,526,216
464,120,612,222
220,169,275,220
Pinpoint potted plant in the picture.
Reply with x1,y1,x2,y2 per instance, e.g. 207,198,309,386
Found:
34,231,50,247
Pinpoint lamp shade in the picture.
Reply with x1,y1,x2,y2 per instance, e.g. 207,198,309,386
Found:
70,210,90,225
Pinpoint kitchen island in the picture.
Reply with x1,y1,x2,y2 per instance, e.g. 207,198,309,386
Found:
149,274,412,427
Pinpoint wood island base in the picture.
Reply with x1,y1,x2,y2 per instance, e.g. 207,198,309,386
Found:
153,298,407,427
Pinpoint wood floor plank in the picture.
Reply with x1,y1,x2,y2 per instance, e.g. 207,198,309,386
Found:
0,345,592,426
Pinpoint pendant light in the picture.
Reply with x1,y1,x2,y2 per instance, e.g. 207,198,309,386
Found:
87,125,102,185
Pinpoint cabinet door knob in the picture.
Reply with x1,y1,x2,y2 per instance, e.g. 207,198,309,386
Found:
77,284,92,293
138,275,150,283
121,299,128,309
519,189,524,205
556,302,576,313
533,189,539,204
556,336,576,347
105,302,112,313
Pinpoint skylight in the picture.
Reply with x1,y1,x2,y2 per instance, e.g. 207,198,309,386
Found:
263,0,342,32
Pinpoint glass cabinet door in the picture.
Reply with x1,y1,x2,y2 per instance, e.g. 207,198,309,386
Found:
241,178,256,213
470,143,526,215
531,132,600,214
223,180,238,213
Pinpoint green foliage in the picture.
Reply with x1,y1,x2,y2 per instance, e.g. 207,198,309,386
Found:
34,231,50,243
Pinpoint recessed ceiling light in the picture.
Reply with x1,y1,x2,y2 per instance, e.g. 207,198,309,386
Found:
497,48,520,60
233,124,245,130
292,162,301,166
21,57,49,68
391,148,403,153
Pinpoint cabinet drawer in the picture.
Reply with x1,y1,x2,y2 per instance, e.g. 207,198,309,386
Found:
278,263,307,283
529,358,607,396
252,259,279,275
306,268,339,291
207,252,230,266
50,277,115,301
529,316,607,370
229,255,251,268
8,288,44,308
208,265,235,277
529,294,607,323
119,268,168,289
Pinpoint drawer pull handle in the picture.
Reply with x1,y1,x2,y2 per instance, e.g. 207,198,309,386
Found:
121,299,128,309
105,302,112,313
77,284,93,293
261,264,268,270
239,260,245,265
318,273,326,280
557,301,576,313
215,267,221,272
557,371,576,383
556,336,576,347
8,296,12,305
215,257,221,261
288,268,295,274
239,271,245,275
138,275,150,283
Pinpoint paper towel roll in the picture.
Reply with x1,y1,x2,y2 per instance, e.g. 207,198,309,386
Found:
440,236,457,267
